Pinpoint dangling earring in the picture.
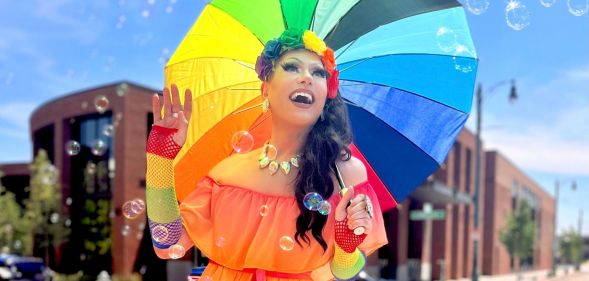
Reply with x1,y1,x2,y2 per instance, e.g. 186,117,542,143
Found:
262,98,269,113
320,111,325,121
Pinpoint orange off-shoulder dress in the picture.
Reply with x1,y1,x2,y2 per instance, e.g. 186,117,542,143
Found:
179,175,388,281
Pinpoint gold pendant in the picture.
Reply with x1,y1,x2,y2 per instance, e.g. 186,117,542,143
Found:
259,156,270,168
290,156,299,168
268,161,279,175
280,161,291,175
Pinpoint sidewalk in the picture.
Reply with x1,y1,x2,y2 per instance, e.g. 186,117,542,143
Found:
448,262,589,281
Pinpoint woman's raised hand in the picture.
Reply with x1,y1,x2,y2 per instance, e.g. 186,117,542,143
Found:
152,84,192,146
335,186,373,235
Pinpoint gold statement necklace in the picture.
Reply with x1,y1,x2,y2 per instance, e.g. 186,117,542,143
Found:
258,142,301,175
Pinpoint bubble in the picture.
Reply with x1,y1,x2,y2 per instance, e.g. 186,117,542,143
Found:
505,1,530,31
86,163,97,174
13,240,22,250
168,244,185,259
136,233,143,240
540,0,557,7
279,236,295,251
318,201,331,215
138,222,146,230
91,139,107,156
65,219,72,227
109,208,116,219
436,26,457,53
452,45,476,73
230,131,254,153
65,140,81,156
94,95,110,114
142,10,150,18
568,0,589,16
259,205,269,217
147,0,156,5
81,101,88,109
122,200,143,219
303,192,323,211
165,6,173,13
151,225,169,243
465,0,490,15
116,83,128,97
122,224,131,236
66,197,73,206
50,213,60,224
102,124,114,137
134,199,146,211
215,236,226,247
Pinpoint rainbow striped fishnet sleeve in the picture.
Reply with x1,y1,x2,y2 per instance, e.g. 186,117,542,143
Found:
330,218,367,279
146,125,182,249
331,245,366,280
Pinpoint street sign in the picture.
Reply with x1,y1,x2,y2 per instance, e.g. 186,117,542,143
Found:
410,209,446,221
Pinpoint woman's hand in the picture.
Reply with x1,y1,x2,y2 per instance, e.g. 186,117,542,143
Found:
335,186,373,234
152,84,192,146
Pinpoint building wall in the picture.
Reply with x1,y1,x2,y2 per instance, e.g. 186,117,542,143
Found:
0,163,31,206
30,81,156,276
483,151,555,275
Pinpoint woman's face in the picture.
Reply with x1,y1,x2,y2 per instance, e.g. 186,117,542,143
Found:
264,49,328,128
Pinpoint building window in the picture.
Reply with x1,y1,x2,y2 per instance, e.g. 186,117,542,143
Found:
512,180,519,210
465,148,472,193
453,142,462,189
33,124,55,163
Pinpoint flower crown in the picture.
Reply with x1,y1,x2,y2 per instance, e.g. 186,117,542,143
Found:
255,28,339,99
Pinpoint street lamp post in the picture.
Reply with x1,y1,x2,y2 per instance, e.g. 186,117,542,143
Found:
472,80,517,281
550,179,577,276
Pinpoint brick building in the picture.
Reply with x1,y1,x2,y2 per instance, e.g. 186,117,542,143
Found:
0,81,556,280
483,150,555,274
27,81,164,278
379,129,480,281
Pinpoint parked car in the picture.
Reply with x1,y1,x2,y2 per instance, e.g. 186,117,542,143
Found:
0,254,45,281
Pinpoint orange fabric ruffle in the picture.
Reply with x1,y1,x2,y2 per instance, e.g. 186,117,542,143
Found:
179,176,387,281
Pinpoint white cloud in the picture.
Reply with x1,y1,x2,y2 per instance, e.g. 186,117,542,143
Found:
470,63,589,176
0,102,36,129
484,128,589,175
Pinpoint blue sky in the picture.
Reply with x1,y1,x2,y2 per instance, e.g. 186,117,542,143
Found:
0,0,587,235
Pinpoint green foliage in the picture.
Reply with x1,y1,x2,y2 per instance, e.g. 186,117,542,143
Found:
23,149,71,257
559,228,583,264
0,171,33,255
499,200,536,266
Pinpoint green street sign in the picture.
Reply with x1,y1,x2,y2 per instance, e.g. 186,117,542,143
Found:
410,210,446,221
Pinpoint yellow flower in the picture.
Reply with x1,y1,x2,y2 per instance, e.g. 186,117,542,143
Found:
303,30,327,56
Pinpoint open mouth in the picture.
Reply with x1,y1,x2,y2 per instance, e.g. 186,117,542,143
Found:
289,92,314,105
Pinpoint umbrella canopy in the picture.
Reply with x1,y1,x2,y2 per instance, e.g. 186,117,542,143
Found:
165,0,478,212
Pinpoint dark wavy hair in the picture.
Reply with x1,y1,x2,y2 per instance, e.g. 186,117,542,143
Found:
293,93,353,252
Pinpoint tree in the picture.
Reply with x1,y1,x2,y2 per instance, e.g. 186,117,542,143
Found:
0,171,32,255
558,228,583,269
23,149,70,264
499,199,536,273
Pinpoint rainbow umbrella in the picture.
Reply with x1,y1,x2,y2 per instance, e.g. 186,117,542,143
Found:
166,0,478,212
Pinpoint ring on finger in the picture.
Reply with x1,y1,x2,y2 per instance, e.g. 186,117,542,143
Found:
365,196,374,219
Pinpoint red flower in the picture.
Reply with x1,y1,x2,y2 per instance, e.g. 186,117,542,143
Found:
327,69,339,99
322,48,336,72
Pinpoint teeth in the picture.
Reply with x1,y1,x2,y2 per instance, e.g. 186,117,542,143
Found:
290,92,313,104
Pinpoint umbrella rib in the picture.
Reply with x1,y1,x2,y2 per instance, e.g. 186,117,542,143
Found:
335,39,358,61
192,80,259,105
339,78,468,114
348,104,444,166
